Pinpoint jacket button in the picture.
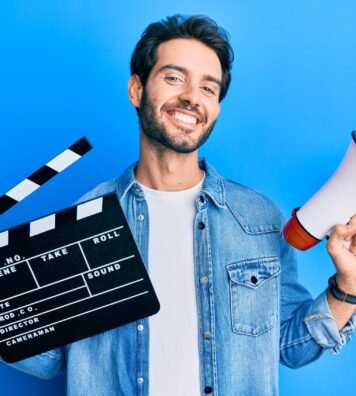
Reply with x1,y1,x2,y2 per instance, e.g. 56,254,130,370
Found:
204,386,213,394
137,377,144,384
198,222,205,230
251,275,258,284
200,276,209,285
199,195,205,203
138,214,145,221
204,331,212,339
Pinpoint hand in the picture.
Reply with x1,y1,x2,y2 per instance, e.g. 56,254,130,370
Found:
327,215,356,294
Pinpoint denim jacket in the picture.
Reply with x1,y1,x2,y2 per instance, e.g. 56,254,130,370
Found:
11,159,355,396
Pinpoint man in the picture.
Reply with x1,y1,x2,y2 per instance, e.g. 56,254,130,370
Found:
9,14,356,396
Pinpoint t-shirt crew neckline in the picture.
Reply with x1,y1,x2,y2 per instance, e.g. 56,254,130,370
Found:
139,172,205,198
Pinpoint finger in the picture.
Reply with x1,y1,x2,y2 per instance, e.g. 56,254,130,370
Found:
328,221,356,255
349,218,356,253
350,238,356,254
327,224,348,255
348,214,356,227
341,220,356,240
346,220,356,248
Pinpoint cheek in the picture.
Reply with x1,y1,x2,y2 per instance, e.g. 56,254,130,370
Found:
209,103,221,121
147,94,167,114
145,82,173,109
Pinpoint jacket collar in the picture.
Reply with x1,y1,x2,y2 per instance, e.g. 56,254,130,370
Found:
116,158,226,208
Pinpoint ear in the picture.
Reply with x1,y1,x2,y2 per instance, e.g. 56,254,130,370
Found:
128,74,143,108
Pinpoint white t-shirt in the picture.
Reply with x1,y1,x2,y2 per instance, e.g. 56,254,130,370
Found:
141,177,204,396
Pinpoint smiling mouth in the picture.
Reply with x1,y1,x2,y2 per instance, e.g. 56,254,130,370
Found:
167,110,200,126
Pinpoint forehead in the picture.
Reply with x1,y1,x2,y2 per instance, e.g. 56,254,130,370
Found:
152,38,222,80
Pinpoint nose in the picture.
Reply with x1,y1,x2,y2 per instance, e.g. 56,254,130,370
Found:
178,82,201,108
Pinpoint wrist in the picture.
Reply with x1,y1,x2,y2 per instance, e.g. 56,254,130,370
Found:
335,274,356,295
328,274,356,304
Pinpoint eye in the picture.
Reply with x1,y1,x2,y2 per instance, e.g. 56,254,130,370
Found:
201,86,217,96
164,75,184,84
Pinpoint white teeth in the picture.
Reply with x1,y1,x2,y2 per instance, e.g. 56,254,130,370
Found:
172,112,197,125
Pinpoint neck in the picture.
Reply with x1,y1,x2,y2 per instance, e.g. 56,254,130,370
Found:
135,132,204,191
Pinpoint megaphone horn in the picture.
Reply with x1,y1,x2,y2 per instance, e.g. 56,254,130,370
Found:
283,131,356,251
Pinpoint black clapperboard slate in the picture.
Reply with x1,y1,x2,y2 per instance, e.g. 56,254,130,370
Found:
0,193,160,363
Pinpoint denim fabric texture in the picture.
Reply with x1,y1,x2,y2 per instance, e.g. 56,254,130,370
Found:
9,159,355,396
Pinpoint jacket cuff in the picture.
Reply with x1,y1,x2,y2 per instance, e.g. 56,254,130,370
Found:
303,290,356,354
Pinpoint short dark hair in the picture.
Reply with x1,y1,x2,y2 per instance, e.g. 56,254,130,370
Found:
130,14,234,101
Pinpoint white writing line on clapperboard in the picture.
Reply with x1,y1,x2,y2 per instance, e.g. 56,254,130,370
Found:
26,260,40,288
0,277,145,332
1,226,124,269
77,243,93,295
0,254,135,305
1,291,149,345
78,244,91,270
0,286,86,318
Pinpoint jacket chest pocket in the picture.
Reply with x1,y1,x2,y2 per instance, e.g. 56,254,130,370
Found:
226,256,281,336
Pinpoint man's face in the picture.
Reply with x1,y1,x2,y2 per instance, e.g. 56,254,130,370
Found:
132,39,222,154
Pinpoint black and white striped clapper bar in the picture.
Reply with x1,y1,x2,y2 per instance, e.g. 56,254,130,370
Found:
0,193,160,362
0,137,92,215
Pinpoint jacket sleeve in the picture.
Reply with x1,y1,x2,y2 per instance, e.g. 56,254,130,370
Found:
279,235,356,368
2,347,65,380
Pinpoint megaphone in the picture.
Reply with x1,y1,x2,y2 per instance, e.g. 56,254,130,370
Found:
283,130,356,251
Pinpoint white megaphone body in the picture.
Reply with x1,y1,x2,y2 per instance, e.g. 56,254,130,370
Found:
283,130,356,251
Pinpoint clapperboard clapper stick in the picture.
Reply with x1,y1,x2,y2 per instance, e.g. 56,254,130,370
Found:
0,137,92,215
0,193,160,362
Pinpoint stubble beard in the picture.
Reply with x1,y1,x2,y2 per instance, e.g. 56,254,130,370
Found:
138,89,216,154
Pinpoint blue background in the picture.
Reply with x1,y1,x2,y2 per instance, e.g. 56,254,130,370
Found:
0,1,355,395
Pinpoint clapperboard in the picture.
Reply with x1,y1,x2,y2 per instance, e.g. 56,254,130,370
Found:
0,139,159,363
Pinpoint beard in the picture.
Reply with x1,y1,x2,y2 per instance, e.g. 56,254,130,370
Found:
138,89,216,154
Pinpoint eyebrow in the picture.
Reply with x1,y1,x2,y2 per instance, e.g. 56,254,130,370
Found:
157,64,222,87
